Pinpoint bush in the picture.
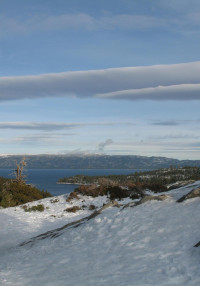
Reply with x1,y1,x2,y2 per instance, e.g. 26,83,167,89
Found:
64,206,81,213
129,192,142,200
89,204,96,210
22,204,45,212
50,198,59,203
75,184,107,197
107,186,129,200
145,183,167,193
74,181,167,201
0,181,52,208
0,191,15,208
66,191,80,202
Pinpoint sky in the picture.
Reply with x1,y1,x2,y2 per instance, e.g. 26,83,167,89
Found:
0,0,200,160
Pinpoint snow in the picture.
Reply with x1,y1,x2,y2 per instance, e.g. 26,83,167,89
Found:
0,182,200,285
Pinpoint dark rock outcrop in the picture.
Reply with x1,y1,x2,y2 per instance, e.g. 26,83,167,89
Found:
167,180,195,191
177,188,200,203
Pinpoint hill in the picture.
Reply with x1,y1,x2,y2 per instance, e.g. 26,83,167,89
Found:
1,154,200,169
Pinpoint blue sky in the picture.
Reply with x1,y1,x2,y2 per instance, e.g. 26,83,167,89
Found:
0,0,200,159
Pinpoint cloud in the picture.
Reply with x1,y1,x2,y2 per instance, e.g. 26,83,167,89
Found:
98,139,114,151
0,122,84,131
1,62,200,102
152,120,183,126
28,13,96,32
97,14,166,30
160,0,200,13
0,13,167,37
0,13,95,36
0,15,26,37
148,133,200,140
0,121,132,131
152,119,200,126
96,83,200,100
1,6,200,38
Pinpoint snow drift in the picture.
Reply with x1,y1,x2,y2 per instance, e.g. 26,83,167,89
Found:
0,181,200,286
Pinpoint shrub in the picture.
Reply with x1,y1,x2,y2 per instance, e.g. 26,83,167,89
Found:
64,206,81,213
81,205,87,209
50,198,59,203
75,184,107,197
145,183,167,193
130,192,142,200
0,191,15,208
107,186,129,200
0,181,52,208
66,191,80,202
89,204,96,210
22,204,45,212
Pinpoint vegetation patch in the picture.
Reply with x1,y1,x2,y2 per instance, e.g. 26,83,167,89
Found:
64,206,81,213
50,198,59,203
22,204,45,212
0,181,52,208
74,184,107,197
0,158,52,208
66,191,80,202
107,186,129,200
59,166,200,187
89,204,96,210
74,184,140,200
63,167,199,201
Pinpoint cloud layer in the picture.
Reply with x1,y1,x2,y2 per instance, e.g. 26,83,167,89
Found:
1,7,200,37
0,122,130,131
1,62,200,102
0,122,84,131
0,13,172,36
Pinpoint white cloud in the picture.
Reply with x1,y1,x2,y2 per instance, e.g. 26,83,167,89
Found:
96,83,200,100
1,62,200,102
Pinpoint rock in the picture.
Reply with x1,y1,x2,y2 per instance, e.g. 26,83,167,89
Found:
194,241,200,247
121,194,170,210
99,200,120,211
137,194,170,205
167,180,195,191
121,201,136,210
177,188,200,203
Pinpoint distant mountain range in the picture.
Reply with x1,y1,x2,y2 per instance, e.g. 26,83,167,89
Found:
0,154,200,169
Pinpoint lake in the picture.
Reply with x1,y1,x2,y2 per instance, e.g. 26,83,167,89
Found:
0,169,144,196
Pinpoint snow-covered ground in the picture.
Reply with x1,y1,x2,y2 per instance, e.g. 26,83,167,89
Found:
0,182,200,286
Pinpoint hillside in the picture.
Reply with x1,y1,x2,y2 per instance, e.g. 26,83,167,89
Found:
0,181,199,285
58,166,200,186
1,154,200,169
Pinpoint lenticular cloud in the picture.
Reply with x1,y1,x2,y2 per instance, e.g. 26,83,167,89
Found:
1,61,200,101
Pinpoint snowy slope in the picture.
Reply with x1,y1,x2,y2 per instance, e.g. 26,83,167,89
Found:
0,182,200,286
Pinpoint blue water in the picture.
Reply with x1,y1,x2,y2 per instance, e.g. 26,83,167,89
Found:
0,169,143,196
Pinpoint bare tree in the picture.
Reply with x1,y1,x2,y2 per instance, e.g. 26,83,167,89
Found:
14,157,27,184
